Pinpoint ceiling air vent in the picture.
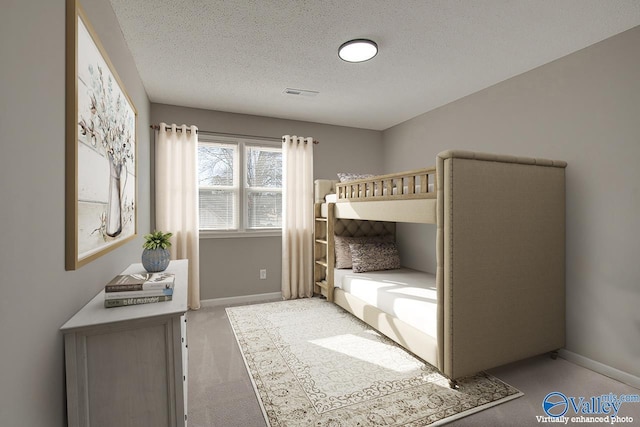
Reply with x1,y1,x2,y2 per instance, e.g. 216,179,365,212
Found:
284,88,319,97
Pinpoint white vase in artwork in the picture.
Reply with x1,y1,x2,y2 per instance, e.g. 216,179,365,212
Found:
106,160,123,237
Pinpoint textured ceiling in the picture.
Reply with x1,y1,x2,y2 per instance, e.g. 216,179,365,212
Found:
109,0,640,130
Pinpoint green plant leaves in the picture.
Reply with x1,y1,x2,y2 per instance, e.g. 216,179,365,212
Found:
143,230,173,250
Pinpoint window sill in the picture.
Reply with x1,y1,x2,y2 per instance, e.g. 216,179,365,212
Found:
199,230,282,239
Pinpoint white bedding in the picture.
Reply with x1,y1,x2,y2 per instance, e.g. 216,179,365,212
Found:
333,268,437,339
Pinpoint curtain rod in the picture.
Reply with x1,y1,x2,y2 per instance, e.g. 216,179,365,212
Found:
149,124,319,144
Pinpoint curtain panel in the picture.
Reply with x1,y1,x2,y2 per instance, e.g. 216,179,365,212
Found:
282,135,314,300
155,123,201,310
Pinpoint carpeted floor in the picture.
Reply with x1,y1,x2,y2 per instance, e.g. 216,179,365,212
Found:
226,298,521,426
187,298,640,427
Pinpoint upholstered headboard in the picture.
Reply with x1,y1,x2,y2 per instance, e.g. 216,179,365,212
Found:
436,150,567,379
314,179,338,203
334,218,395,238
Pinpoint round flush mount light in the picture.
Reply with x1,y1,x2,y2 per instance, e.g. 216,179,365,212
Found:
338,39,378,63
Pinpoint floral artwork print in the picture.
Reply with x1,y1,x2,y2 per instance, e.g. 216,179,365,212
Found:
73,9,136,263
78,62,135,238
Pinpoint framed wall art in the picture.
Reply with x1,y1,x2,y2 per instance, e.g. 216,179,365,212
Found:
66,0,137,270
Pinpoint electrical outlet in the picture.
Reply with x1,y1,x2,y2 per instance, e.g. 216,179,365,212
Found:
260,269,267,280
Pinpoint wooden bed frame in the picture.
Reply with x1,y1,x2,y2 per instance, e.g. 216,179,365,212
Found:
324,168,438,223
314,150,567,382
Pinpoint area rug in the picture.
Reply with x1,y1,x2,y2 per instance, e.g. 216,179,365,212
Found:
226,298,522,426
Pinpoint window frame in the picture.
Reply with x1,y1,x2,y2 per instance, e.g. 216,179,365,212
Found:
198,135,282,239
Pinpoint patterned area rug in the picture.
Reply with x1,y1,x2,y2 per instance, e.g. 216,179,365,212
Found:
226,298,522,426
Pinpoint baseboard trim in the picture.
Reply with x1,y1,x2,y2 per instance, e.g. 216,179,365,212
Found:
200,292,282,307
559,349,640,390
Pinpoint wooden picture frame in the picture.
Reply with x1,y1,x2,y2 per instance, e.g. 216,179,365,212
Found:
66,0,137,270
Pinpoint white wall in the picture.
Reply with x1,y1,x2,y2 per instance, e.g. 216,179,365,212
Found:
383,26,640,378
0,1,151,425
151,103,383,299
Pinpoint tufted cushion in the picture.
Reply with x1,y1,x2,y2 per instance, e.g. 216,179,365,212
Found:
334,219,395,237
349,241,401,273
334,234,393,269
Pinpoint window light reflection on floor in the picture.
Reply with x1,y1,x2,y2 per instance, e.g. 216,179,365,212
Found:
308,331,424,374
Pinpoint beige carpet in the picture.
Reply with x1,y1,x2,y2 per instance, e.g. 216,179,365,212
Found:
226,298,522,426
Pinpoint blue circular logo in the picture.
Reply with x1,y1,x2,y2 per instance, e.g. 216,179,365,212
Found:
543,392,569,417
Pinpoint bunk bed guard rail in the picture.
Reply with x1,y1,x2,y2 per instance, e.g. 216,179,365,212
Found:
335,168,437,202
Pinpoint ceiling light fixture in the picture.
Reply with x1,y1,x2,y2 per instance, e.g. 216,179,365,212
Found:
338,39,378,63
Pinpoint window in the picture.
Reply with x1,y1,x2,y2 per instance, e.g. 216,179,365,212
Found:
198,135,282,236
245,145,282,229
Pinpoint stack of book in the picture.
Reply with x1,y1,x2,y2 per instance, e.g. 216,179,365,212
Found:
104,272,175,308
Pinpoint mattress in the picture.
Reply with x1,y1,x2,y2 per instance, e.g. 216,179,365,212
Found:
320,198,437,223
333,268,437,339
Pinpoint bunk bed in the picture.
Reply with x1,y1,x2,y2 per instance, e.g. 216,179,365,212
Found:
313,149,567,383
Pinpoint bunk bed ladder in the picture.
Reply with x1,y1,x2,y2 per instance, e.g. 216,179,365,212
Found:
313,202,335,301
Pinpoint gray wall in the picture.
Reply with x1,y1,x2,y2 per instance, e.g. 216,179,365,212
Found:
0,1,151,426
151,103,383,299
2,3,635,425
382,26,640,378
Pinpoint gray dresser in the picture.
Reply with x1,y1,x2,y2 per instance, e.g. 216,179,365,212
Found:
61,260,189,427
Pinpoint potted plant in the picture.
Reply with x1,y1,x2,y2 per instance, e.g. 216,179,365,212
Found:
141,230,172,272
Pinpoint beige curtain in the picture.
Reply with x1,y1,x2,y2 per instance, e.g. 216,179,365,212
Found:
155,123,200,310
282,135,314,299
